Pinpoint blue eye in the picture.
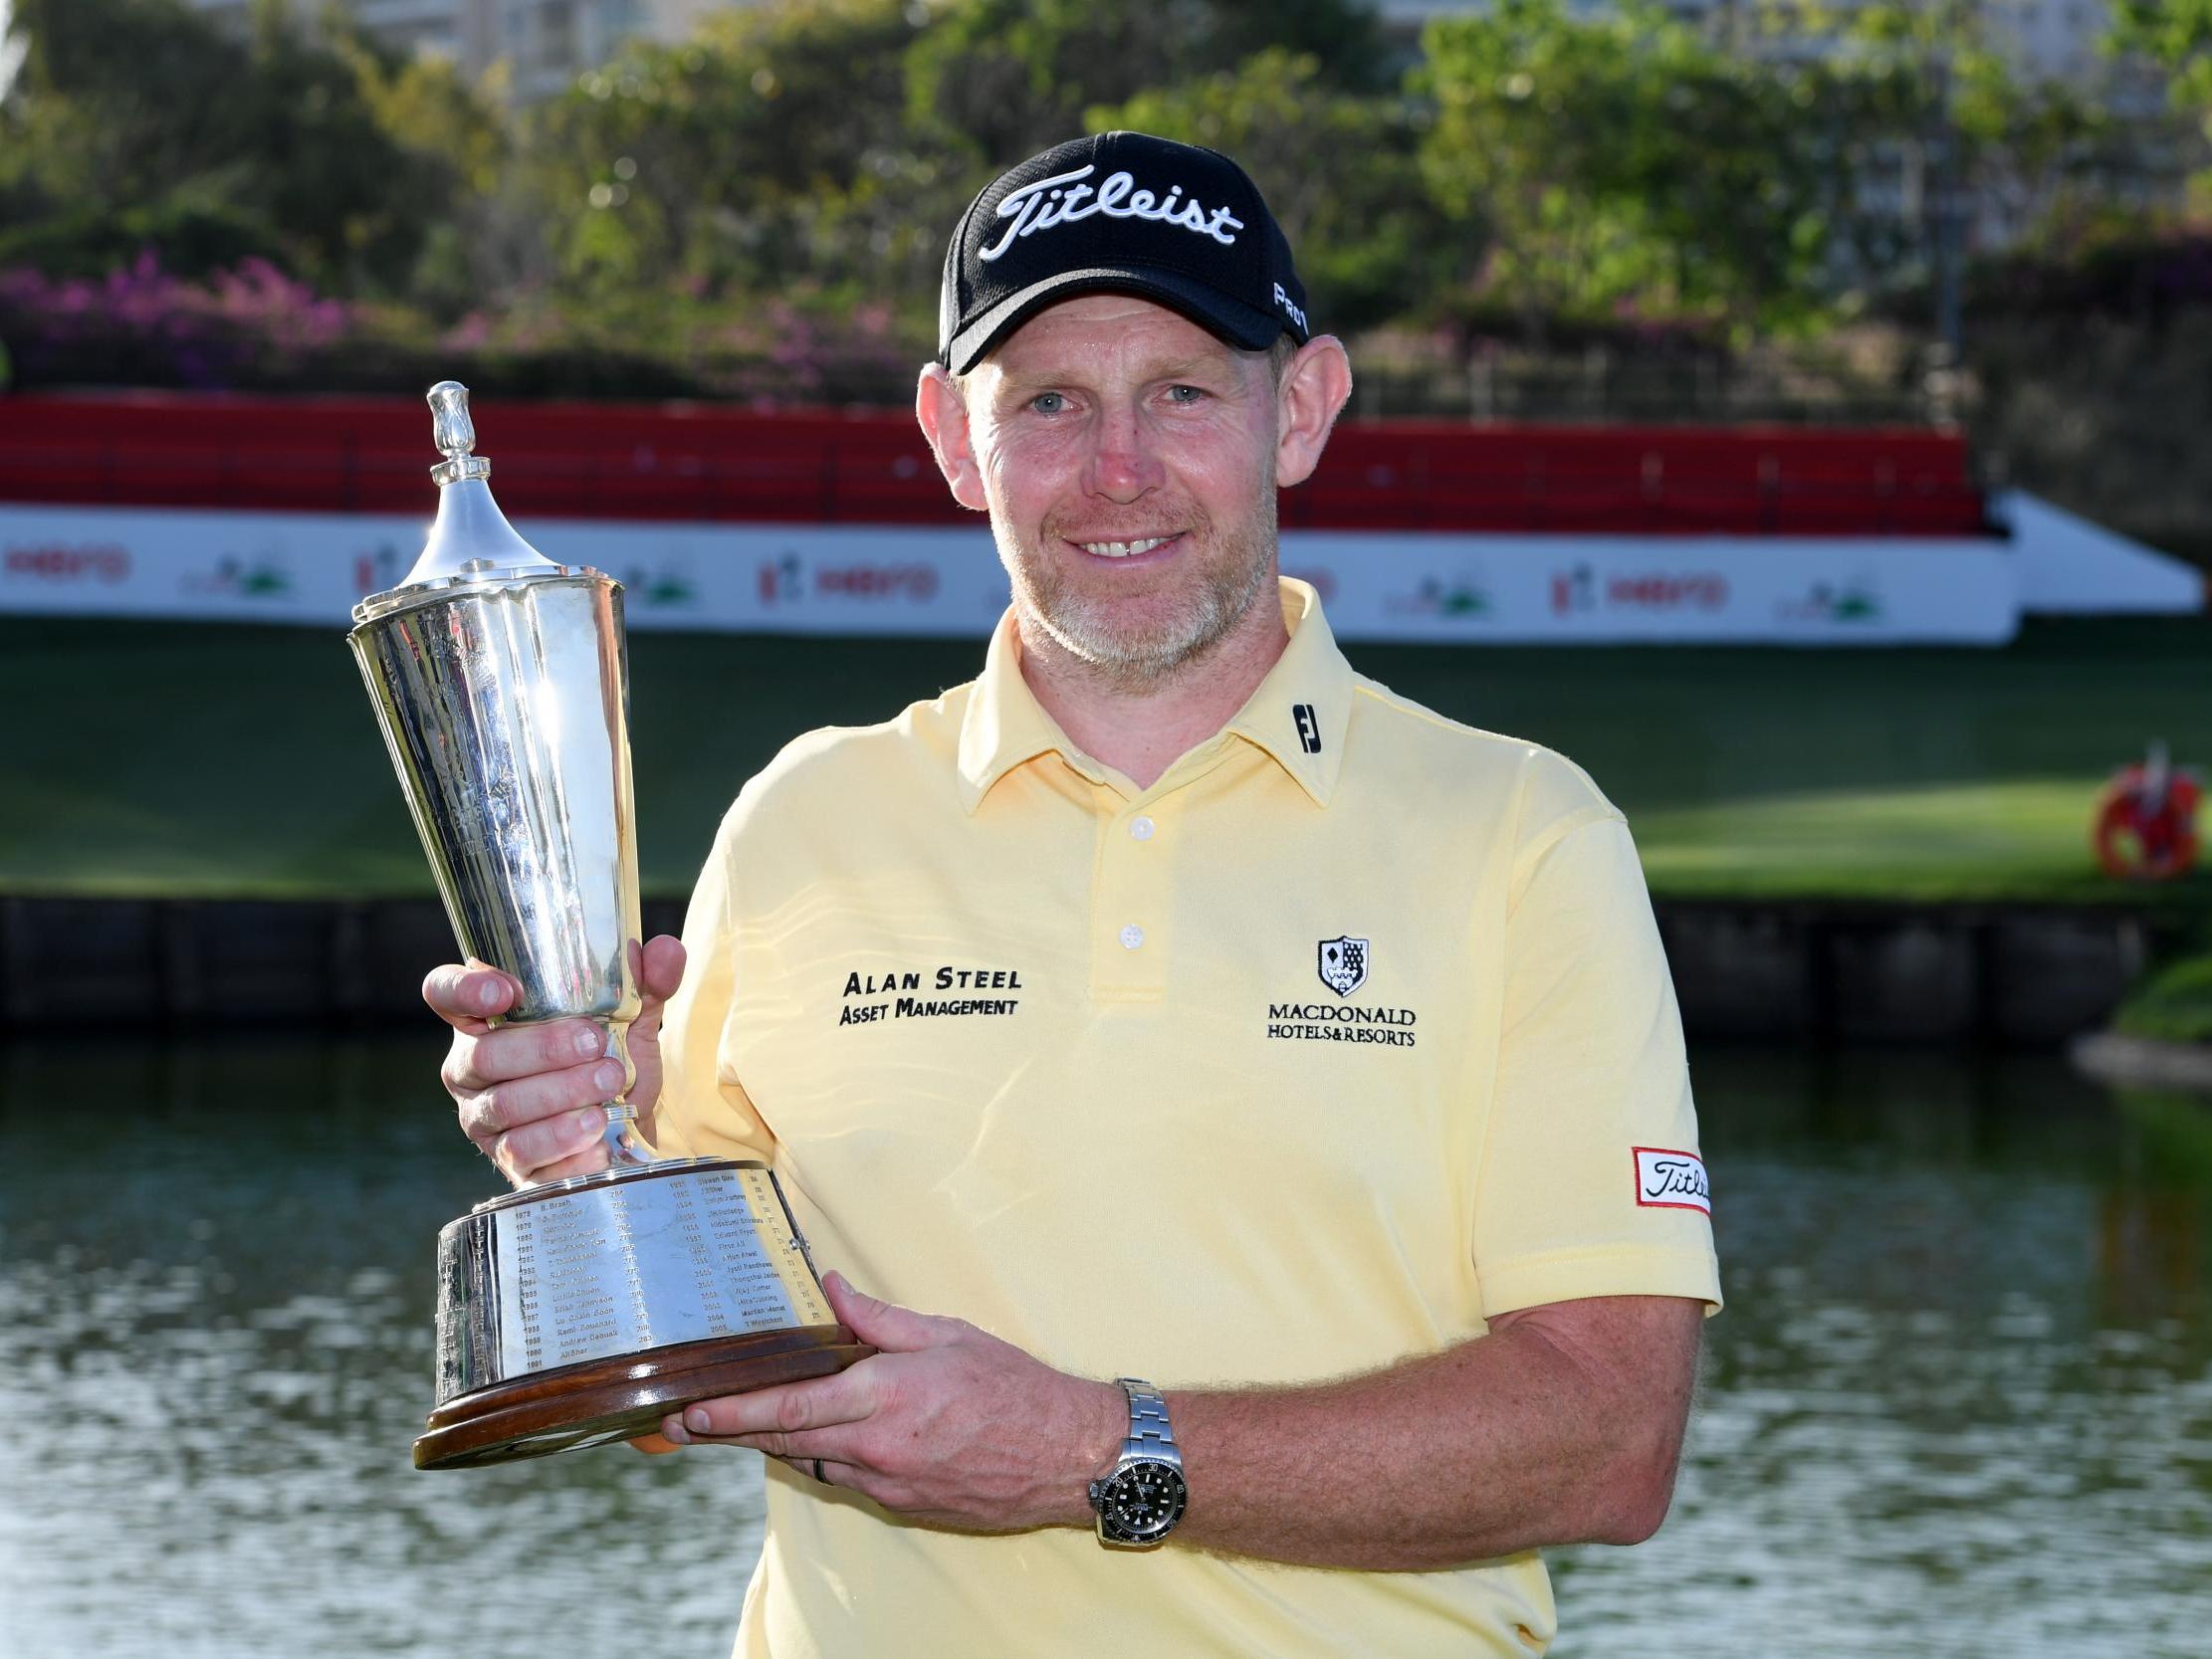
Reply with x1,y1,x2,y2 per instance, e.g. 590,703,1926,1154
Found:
1167,385,1206,404
1029,391,1066,414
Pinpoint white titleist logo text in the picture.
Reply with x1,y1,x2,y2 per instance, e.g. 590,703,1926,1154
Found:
979,164,1245,262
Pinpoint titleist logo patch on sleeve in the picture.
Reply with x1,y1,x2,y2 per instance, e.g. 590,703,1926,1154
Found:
1634,1147,1711,1214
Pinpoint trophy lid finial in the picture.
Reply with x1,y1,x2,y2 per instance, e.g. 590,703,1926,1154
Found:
428,381,494,485
345,379,564,617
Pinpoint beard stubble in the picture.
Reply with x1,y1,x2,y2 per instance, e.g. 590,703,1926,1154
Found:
997,481,1278,693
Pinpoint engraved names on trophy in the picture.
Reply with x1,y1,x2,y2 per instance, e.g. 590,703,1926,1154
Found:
490,1165,824,1380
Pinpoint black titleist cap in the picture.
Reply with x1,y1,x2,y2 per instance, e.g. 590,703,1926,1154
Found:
939,131,1312,376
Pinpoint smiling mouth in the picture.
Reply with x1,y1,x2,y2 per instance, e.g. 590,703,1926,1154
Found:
1071,532,1182,559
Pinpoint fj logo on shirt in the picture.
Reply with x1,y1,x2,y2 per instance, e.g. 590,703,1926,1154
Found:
1316,935,1368,997
1633,1147,1711,1215
1292,703,1322,754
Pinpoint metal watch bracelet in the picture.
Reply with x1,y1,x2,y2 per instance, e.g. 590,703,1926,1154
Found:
1120,1378,1176,1457
1089,1377,1189,1548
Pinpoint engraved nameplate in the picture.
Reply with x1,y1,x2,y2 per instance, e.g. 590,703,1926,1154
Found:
488,1165,829,1380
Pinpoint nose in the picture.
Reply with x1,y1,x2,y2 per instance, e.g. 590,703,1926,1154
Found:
1082,399,1163,504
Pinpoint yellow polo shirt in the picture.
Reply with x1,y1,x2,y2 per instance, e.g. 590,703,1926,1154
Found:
653,579,1720,1658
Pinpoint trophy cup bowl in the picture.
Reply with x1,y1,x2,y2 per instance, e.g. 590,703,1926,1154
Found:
350,382,870,1470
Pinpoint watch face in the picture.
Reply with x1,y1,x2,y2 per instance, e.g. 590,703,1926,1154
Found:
1099,1459,1188,1542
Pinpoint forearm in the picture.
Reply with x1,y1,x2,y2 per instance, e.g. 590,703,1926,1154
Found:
1154,1298,1701,1570
666,1286,1700,1568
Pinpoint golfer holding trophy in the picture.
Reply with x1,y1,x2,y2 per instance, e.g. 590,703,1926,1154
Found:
367,132,1718,1659
351,382,868,1469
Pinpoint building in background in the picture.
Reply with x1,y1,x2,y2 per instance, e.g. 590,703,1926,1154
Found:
182,0,738,98
183,0,2148,105
1379,0,2131,93
1380,0,2174,308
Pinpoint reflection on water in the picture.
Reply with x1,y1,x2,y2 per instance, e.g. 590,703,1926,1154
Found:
3,1041,2209,1658
1553,1052,2212,1659
0,1038,765,1659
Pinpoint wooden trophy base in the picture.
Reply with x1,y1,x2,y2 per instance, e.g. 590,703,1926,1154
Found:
415,1324,875,1469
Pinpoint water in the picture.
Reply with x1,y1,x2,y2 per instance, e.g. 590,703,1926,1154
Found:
3,1040,2208,1659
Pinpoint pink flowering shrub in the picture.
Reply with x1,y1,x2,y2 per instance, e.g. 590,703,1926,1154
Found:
0,251,927,403
0,251,354,388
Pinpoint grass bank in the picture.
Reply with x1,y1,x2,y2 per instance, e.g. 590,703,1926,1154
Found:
8,613,2210,906
2114,953,2212,1046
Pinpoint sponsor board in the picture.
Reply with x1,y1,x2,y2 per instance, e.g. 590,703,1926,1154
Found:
1292,531,2016,645
0,507,1012,635
0,506,2019,644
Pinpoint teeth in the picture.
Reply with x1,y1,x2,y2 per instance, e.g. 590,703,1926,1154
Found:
1078,535,1173,558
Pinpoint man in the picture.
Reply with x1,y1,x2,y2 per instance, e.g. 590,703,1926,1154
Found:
428,132,1719,1655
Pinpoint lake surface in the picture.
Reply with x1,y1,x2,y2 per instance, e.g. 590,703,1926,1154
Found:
3,1039,2208,1658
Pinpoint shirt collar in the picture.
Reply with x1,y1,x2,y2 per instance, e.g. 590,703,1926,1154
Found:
1222,578,1353,807
956,608,1086,813
956,578,1353,814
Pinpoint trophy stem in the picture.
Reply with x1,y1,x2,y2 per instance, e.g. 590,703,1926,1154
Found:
592,1017,652,1168
600,1101,652,1167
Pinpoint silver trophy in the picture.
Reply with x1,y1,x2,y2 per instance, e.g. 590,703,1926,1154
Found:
349,383,867,1470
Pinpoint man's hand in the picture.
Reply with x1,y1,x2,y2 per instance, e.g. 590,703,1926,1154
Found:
657,1287,1703,1568
659,1272,1125,1533
424,935,687,1187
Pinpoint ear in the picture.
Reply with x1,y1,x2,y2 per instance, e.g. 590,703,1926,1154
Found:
916,363,991,514
1273,336,1354,491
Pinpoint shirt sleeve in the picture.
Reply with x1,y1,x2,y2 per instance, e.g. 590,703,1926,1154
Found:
646,805,777,1163
1469,809,1722,1320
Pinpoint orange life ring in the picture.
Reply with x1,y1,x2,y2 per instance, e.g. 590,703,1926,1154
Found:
2094,766,2202,881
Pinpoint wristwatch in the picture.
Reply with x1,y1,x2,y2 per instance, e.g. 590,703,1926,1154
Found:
1088,1378,1189,1548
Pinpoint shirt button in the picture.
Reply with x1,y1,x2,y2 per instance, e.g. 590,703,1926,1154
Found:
1119,924,1146,950
1130,816,1156,842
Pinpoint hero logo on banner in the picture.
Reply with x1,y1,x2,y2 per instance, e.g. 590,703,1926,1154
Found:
353,542,407,597
1552,562,1728,616
4,542,131,583
1633,1147,1711,1215
759,553,941,606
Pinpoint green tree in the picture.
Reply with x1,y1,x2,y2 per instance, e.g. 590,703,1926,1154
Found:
333,26,518,313
1087,49,1443,333
0,0,466,292
530,0,942,308
2105,0,2212,212
1417,0,1844,341
905,0,1391,167
1810,1,2118,317
2109,0,2212,111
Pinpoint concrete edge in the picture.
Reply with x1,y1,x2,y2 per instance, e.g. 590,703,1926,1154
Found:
2069,1032,2212,1094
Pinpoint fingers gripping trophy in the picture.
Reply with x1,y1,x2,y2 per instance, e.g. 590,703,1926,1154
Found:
349,382,870,1470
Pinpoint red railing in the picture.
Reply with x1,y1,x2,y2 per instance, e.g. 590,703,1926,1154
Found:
0,392,1993,538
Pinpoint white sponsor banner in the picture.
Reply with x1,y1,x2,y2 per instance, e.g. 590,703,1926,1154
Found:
0,505,2020,645
1996,490,2205,616
1279,531,2018,645
0,507,1012,635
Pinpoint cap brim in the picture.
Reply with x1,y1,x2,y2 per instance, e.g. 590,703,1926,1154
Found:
943,266,1286,376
